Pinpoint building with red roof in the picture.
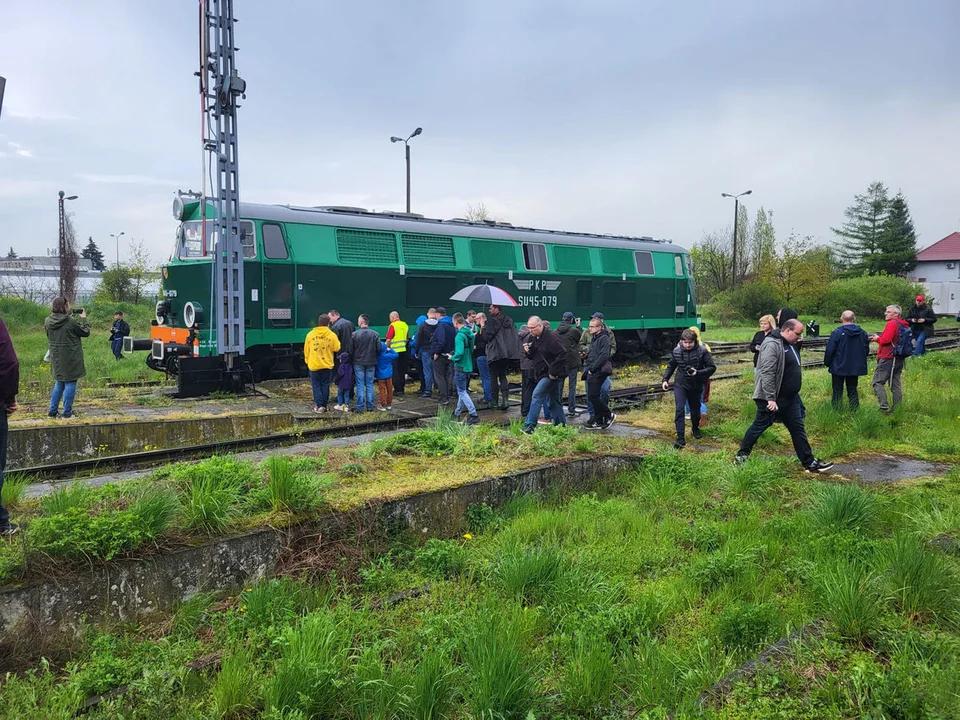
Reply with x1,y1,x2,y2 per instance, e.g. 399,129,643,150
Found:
911,232,960,315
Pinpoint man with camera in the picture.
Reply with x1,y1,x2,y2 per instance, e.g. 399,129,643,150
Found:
662,328,716,448
110,310,130,360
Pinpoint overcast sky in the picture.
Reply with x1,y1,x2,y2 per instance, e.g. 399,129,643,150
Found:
1,0,958,266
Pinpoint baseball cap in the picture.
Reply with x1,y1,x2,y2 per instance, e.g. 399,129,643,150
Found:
562,311,575,322
591,312,605,320
916,295,925,302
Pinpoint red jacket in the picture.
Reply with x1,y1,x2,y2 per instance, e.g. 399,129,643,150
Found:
876,318,909,360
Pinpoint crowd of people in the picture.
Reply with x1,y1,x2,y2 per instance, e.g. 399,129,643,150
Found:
303,305,620,433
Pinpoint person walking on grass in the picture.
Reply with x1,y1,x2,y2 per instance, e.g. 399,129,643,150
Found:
662,328,716,448
870,304,910,414
0,315,19,536
579,312,616,418
450,313,480,425
45,296,90,419
583,316,615,429
823,310,869,411
352,315,380,413
303,313,341,413
109,311,129,360
735,319,834,473
521,316,567,435
905,295,937,356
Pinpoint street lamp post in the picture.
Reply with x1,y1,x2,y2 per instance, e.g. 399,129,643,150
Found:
58,190,78,297
721,189,752,288
390,127,422,213
110,231,125,267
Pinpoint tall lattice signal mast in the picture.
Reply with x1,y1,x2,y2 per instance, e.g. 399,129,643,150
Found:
200,0,246,368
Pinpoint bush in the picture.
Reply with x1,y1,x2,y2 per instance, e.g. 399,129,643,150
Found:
812,484,877,534
29,507,147,561
414,538,469,579
710,283,786,325
369,430,458,457
818,275,925,320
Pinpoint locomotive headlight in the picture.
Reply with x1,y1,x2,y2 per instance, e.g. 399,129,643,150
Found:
173,195,185,221
156,299,172,325
183,301,204,328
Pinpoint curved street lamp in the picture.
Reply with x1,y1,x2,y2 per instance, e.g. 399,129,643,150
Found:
721,190,752,287
390,127,422,213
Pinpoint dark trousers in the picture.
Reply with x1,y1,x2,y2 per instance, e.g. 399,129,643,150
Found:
739,395,814,467
434,354,454,402
831,374,860,410
489,359,510,408
111,337,124,359
587,375,611,424
520,368,537,417
309,368,332,409
392,351,408,394
0,406,8,528
674,384,702,440
562,368,579,413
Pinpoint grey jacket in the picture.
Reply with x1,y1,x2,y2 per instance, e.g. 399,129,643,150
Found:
753,330,787,401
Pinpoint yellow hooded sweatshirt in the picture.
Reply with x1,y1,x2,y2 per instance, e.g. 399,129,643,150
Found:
304,326,341,371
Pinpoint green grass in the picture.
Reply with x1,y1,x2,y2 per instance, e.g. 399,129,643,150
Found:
6,447,960,718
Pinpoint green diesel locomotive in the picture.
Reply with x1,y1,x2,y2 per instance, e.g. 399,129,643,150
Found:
142,200,700,389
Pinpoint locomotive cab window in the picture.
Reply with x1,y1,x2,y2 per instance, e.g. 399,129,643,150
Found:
674,255,684,276
522,243,548,272
634,251,655,276
178,220,256,259
262,223,289,260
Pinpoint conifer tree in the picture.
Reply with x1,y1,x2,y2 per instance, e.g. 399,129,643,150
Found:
81,236,106,271
831,181,889,275
878,192,918,276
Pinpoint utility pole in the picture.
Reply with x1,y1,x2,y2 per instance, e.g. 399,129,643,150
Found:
721,189,752,288
390,127,422,213
201,0,247,365
58,190,78,298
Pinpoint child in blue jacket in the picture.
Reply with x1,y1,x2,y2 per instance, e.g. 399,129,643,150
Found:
376,341,399,410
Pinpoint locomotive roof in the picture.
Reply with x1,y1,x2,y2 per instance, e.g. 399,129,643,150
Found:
239,203,688,255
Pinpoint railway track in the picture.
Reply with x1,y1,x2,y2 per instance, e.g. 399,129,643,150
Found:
706,326,960,356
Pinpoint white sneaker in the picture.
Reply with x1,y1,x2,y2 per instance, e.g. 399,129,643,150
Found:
341,406,350,413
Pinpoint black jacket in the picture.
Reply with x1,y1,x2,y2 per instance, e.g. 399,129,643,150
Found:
528,328,567,379
555,321,582,371
482,312,521,363
905,304,937,338
585,330,612,376
351,327,380,366
414,319,438,356
663,344,716,389
110,319,130,341
331,317,355,354
750,330,768,367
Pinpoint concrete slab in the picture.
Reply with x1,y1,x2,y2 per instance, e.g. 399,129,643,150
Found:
830,454,948,484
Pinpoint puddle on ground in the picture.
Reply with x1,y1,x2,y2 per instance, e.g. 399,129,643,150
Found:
830,455,947,484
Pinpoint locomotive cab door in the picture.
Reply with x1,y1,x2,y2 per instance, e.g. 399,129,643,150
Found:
673,255,687,321
260,222,295,330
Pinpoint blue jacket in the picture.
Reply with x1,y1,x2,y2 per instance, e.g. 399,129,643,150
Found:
430,316,456,356
824,323,869,377
376,341,398,379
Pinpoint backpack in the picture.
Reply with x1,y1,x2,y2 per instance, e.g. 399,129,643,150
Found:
892,324,914,358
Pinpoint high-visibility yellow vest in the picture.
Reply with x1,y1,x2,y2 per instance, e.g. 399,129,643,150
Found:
389,320,409,352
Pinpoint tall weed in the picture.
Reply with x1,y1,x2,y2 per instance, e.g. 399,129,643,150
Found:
817,560,881,642
42,482,93,515
561,635,616,715
180,474,240,533
0,474,29,507
212,645,258,717
883,535,959,625
495,544,567,603
812,484,878,534
407,650,457,720
463,608,534,720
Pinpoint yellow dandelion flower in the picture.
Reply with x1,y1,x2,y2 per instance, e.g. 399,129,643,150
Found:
463,533,473,540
